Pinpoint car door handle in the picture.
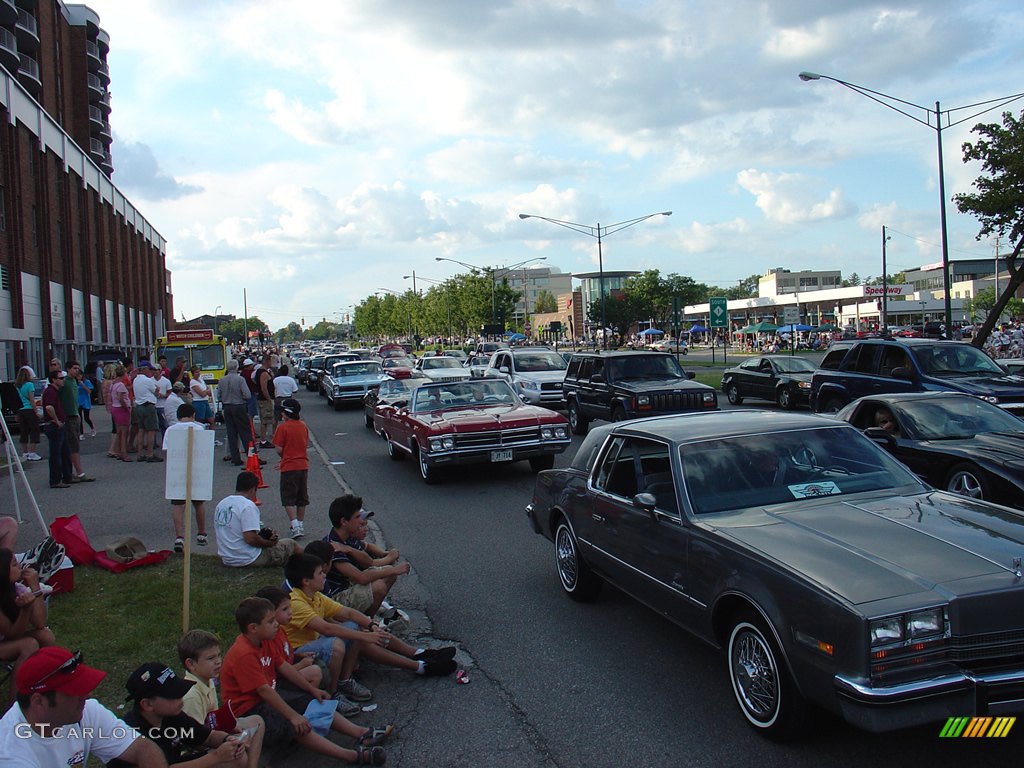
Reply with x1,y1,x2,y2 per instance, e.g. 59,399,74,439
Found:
592,513,605,523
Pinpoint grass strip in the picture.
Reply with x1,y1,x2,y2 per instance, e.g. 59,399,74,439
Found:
46,554,267,710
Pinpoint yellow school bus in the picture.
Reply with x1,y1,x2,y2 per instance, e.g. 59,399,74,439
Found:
153,329,229,388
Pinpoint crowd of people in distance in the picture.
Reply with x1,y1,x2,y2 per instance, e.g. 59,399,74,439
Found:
982,322,1024,359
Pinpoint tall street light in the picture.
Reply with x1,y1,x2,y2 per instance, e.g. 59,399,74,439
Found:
213,305,222,335
434,256,548,326
377,288,413,341
799,71,1024,335
518,211,672,348
881,226,892,331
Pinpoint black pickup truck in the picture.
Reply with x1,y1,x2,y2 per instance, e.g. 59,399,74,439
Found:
562,351,718,434
810,338,1024,415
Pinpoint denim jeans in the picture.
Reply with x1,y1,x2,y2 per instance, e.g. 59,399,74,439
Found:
43,422,72,486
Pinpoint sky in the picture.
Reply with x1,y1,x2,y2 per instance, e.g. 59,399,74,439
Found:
84,0,1024,330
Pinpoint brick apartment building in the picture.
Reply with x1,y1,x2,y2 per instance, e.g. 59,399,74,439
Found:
0,1,169,379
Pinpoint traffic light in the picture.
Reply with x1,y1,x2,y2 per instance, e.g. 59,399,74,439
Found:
497,306,506,325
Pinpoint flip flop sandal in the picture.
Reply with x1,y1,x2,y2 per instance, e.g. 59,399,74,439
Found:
355,746,386,766
357,725,394,748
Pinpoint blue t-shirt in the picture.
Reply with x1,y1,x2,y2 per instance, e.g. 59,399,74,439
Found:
17,381,35,410
77,379,94,409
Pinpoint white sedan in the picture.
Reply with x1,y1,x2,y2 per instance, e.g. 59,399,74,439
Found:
414,355,473,383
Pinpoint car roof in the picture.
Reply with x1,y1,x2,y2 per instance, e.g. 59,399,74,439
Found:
571,350,671,358
848,391,979,406
606,409,842,443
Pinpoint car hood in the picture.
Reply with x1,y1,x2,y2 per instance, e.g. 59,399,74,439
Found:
514,370,567,384
612,376,709,393
919,431,1024,463
932,372,1024,396
715,491,1024,611
421,369,471,379
330,374,388,386
416,404,563,430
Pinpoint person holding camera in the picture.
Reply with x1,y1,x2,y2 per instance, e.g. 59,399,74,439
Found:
214,471,303,568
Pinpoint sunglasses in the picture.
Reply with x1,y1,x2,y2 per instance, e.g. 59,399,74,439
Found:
30,650,83,691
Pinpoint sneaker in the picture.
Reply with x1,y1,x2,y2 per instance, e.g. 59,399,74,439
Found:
420,658,457,676
148,455,164,463
90,430,97,437
29,452,42,461
331,693,362,717
259,440,274,449
337,677,372,702
21,537,66,582
413,646,457,662
381,609,410,635
196,534,208,546
74,473,96,483
290,522,304,540
174,538,184,554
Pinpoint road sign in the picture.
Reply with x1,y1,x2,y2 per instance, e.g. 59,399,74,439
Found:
783,306,800,326
710,297,728,328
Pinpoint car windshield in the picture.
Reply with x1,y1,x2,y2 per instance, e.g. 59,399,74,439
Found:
513,352,568,372
680,425,920,515
335,363,381,377
895,396,1024,440
607,355,683,379
422,357,462,370
773,357,816,373
915,344,1005,376
412,380,517,411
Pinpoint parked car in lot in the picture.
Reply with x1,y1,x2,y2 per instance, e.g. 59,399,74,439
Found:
650,339,687,354
721,355,816,409
482,347,568,408
810,338,1024,415
526,409,1024,738
363,374,427,428
998,358,1024,374
562,350,717,434
322,361,389,410
414,355,472,384
838,391,1024,508
376,378,570,484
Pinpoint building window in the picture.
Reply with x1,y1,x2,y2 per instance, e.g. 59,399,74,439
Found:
0,264,8,291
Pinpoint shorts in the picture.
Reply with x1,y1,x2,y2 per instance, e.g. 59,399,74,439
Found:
132,402,159,431
273,396,286,419
64,416,80,452
337,582,374,614
192,399,211,421
17,408,40,444
280,470,309,508
295,635,339,664
170,499,205,508
258,399,274,424
246,701,299,749
249,538,298,567
111,405,131,428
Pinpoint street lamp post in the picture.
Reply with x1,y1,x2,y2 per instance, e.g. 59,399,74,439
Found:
881,226,892,331
377,288,413,341
213,305,222,335
799,72,1024,335
518,211,672,349
919,299,928,331
434,256,547,328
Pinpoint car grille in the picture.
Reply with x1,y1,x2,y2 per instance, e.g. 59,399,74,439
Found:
541,382,562,391
335,384,369,394
453,426,540,450
434,375,465,383
647,391,709,411
949,629,1024,663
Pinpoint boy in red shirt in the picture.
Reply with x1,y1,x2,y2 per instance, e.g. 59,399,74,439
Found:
219,597,390,765
272,398,309,540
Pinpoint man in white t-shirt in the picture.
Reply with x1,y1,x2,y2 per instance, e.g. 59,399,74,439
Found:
271,363,299,430
153,368,172,434
131,361,162,462
162,403,210,554
0,646,165,767
214,470,301,567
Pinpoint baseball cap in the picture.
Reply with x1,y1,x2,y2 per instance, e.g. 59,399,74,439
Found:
281,398,301,416
58,371,68,378
172,381,186,391
242,358,255,367
125,662,195,701
16,648,106,696
137,360,155,370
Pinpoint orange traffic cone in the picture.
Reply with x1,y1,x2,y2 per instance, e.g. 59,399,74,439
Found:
246,441,269,489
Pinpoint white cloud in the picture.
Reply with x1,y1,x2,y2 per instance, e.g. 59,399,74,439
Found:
737,169,856,223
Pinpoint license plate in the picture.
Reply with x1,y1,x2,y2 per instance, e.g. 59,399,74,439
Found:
490,449,513,462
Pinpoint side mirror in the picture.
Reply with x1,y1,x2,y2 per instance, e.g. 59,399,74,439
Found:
499,366,510,374
590,373,605,384
863,426,897,446
392,399,407,409
633,492,657,513
684,371,695,380
891,366,914,381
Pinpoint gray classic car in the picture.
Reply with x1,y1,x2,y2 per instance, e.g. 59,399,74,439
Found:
322,360,389,410
526,410,1024,738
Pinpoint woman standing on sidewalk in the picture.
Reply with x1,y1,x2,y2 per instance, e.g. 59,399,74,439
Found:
14,366,41,462
109,364,133,461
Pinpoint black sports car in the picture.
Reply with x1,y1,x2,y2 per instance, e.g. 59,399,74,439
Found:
721,355,815,409
526,410,1024,738
838,391,1024,508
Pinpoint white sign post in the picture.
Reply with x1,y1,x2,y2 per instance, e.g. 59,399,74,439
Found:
164,428,215,632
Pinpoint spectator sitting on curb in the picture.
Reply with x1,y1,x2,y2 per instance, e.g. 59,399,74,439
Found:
215,472,302,568
0,646,165,766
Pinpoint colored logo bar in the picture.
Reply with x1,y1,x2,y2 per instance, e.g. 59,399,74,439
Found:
939,716,1015,738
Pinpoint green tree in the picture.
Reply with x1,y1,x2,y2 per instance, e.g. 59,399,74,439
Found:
963,286,998,322
721,274,760,300
276,322,304,343
533,289,557,313
588,293,641,341
217,316,268,345
954,110,1024,348
843,272,861,287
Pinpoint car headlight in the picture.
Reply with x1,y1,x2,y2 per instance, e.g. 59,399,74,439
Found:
333,386,342,394
518,380,540,391
978,395,999,404
908,608,944,639
869,616,904,646
428,437,454,452
798,381,811,389
701,392,716,403
637,395,650,406
553,425,567,439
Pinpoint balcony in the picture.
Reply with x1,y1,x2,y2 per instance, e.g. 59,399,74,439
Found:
95,59,109,85
88,104,103,129
0,0,16,26
17,52,39,94
86,72,102,98
0,25,17,73
14,8,36,50
96,90,111,114
89,137,106,161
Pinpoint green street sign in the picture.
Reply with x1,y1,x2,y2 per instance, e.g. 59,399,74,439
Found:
710,297,728,328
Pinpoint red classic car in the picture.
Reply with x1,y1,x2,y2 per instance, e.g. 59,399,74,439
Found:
375,378,571,484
